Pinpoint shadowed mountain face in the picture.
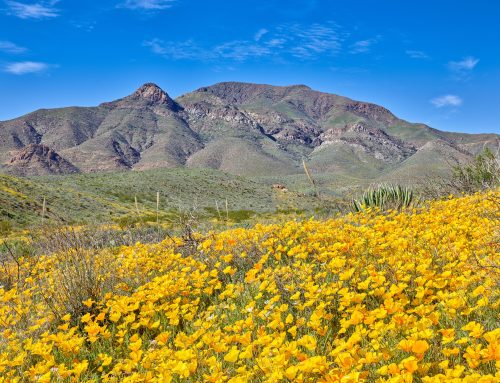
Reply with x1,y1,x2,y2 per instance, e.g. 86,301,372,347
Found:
0,82,498,178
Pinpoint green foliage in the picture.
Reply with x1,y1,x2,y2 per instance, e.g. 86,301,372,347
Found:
0,220,12,235
451,147,499,193
227,209,255,222
113,213,163,229
352,184,417,212
204,207,256,222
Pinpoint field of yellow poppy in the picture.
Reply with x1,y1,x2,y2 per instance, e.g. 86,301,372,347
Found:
0,191,499,382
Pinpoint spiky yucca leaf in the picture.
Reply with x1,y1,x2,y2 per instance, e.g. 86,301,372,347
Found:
352,184,417,212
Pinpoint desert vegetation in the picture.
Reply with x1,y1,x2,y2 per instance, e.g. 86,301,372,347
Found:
351,184,417,212
1,186,499,382
415,147,500,200
0,145,499,383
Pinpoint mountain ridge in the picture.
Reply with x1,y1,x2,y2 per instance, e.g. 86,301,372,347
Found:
0,81,498,179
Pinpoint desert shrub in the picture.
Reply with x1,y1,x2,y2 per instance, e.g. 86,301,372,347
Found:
114,214,141,229
451,147,499,193
38,247,118,320
0,243,20,290
7,226,171,320
227,209,255,222
24,228,121,320
113,213,160,229
352,184,417,212
0,220,12,235
420,147,500,199
0,240,35,290
204,207,256,223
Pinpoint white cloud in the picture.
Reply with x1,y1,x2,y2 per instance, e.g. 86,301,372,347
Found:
4,61,49,74
406,50,428,59
214,40,271,61
144,22,344,62
119,0,175,10
285,23,343,58
431,94,463,108
254,28,268,41
449,56,479,71
266,38,286,48
143,39,212,60
143,38,167,55
5,1,60,19
448,56,479,79
0,40,27,53
349,36,381,54
350,39,373,54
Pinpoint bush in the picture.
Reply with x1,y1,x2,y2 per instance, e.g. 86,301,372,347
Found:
451,147,499,193
0,220,12,235
352,184,417,212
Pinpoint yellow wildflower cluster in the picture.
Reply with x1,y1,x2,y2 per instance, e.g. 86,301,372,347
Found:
0,191,499,382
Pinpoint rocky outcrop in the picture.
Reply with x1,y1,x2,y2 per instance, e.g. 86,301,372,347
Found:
344,102,397,125
4,144,79,176
127,83,178,109
315,122,416,163
100,83,180,112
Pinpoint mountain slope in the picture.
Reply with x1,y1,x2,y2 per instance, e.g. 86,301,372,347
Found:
0,167,322,229
380,139,474,184
0,82,497,179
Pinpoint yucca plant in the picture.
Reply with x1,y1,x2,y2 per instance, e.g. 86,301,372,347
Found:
302,158,319,198
352,184,417,212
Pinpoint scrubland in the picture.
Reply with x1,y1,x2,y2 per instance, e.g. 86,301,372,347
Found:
0,189,499,382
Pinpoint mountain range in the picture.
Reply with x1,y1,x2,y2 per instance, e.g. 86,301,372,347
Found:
1,82,498,180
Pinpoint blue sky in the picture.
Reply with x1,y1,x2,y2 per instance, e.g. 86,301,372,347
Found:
0,0,499,133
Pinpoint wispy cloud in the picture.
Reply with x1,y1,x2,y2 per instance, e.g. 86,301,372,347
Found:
448,56,479,80
406,50,429,59
143,38,167,55
143,39,211,60
350,40,371,54
267,38,286,48
214,41,271,61
119,0,175,10
71,20,96,32
349,37,380,54
254,28,268,42
4,1,60,19
0,40,27,53
144,22,344,62
285,23,343,58
4,61,49,74
431,94,463,108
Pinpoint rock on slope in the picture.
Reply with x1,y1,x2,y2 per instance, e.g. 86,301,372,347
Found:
4,144,79,176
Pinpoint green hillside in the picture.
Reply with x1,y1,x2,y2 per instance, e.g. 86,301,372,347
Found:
0,167,329,231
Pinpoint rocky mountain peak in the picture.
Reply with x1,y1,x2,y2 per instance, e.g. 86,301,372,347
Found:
132,83,173,105
133,82,171,104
